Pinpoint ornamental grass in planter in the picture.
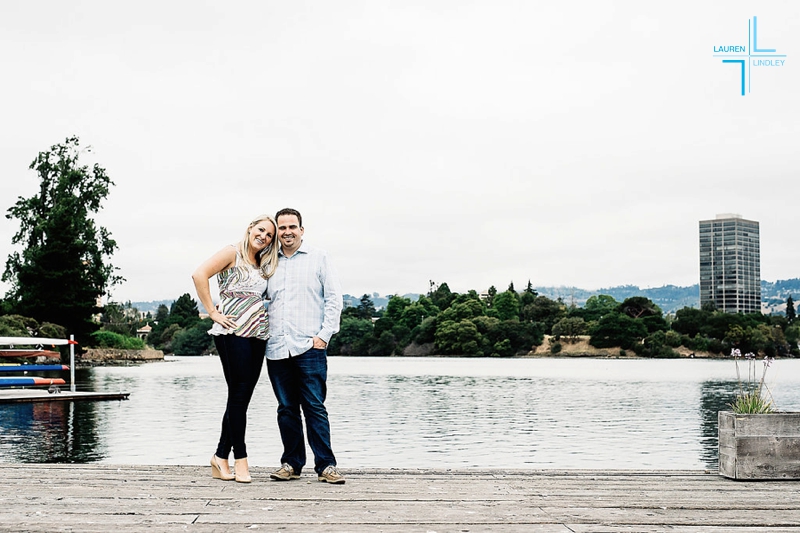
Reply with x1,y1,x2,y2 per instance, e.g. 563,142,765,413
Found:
718,349,800,480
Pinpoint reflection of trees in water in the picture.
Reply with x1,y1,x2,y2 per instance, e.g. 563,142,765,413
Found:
0,368,105,463
699,380,738,469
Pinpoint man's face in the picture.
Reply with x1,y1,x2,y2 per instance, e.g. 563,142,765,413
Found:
277,214,304,253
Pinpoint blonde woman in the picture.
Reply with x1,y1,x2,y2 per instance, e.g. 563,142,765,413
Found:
192,215,278,483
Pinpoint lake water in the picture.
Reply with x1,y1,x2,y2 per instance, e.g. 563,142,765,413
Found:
1,356,799,470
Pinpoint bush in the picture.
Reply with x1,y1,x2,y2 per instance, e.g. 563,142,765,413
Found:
549,341,562,355
0,315,31,336
707,338,725,355
171,320,214,355
90,330,146,350
39,322,67,340
492,338,515,357
664,330,682,348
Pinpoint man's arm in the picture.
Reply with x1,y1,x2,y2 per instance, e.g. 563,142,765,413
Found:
315,252,343,346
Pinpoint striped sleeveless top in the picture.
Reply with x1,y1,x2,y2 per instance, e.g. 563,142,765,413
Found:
208,248,269,340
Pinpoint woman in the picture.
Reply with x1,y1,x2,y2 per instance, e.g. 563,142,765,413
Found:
192,214,278,483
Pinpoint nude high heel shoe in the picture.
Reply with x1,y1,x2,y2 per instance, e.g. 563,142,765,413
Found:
211,455,235,481
234,458,251,483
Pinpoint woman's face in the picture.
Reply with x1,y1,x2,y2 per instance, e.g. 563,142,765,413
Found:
248,219,275,252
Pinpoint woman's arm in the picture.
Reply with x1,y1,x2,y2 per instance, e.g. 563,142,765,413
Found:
191,245,237,329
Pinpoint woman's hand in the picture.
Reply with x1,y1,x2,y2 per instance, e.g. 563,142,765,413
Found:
210,309,237,330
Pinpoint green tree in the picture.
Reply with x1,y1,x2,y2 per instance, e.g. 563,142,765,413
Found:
634,331,679,358
383,295,411,322
357,294,376,320
398,299,435,331
168,294,201,328
589,312,648,350
99,301,141,337
787,296,796,323
521,295,565,332
519,280,538,309
171,319,214,355
328,316,374,355
617,297,662,319
3,136,121,342
411,316,438,345
428,281,456,311
552,316,588,342
492,290,520,321
486,285,497,307
435,319,482,356
440,299,484,323
671,307,711,338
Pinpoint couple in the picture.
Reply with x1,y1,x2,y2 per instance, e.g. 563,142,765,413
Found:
192,208,344,485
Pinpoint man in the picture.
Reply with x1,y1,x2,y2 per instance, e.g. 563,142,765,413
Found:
265,208,345,484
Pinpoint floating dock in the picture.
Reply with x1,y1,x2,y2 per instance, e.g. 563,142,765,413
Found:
0,389,130,403
0,465,799,532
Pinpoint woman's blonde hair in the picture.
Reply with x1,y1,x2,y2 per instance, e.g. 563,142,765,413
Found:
239,214,279,279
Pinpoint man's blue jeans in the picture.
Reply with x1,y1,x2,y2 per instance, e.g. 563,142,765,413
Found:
266,348,336,475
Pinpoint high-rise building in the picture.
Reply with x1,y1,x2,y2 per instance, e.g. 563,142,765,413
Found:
699,214,761,314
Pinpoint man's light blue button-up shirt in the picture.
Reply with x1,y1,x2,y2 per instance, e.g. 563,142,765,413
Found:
265,241,343,360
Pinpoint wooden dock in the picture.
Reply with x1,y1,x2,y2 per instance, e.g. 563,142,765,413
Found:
0,389,130,403
1,465,799,532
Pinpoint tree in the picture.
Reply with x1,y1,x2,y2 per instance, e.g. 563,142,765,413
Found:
357,294,376,320
552,317,588,342
589,312,648,350
787,296,796,323
428,281,456,311
521,295,565,332
617,297,662,319
3,136,121,341
520,280,537,309
168,294,201,328
492,290,520,321
435,319,482,356
486,285,497,307
172,319,214,355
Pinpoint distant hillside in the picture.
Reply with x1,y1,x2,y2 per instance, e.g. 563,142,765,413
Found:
536,279,800,315
129,299,174,315
534,285,699,315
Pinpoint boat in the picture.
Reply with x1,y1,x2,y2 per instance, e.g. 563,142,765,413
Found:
0,336,75,358
0,336,130,403
0,376,66,386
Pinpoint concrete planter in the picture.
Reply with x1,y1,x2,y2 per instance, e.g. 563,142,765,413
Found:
718,411,800,480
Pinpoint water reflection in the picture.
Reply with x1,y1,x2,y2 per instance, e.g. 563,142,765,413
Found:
0,401,103,463
698,380,739,469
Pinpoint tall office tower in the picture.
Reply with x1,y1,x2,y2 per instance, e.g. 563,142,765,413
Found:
699,214,761,314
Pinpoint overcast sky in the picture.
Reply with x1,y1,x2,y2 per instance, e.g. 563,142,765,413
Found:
1,1,798,304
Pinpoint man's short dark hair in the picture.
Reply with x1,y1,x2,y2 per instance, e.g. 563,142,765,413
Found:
275,208,302,228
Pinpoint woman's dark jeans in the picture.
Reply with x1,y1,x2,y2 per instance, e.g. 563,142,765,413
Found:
213,334,265,460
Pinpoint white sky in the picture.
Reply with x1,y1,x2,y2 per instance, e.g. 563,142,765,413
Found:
1,1,798,303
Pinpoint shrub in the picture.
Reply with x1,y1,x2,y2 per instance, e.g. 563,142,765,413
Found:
549,341,562,355
171,321,214,355
90,330,145,350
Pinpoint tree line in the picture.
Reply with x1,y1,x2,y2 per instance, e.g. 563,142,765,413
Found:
327,283,800,358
